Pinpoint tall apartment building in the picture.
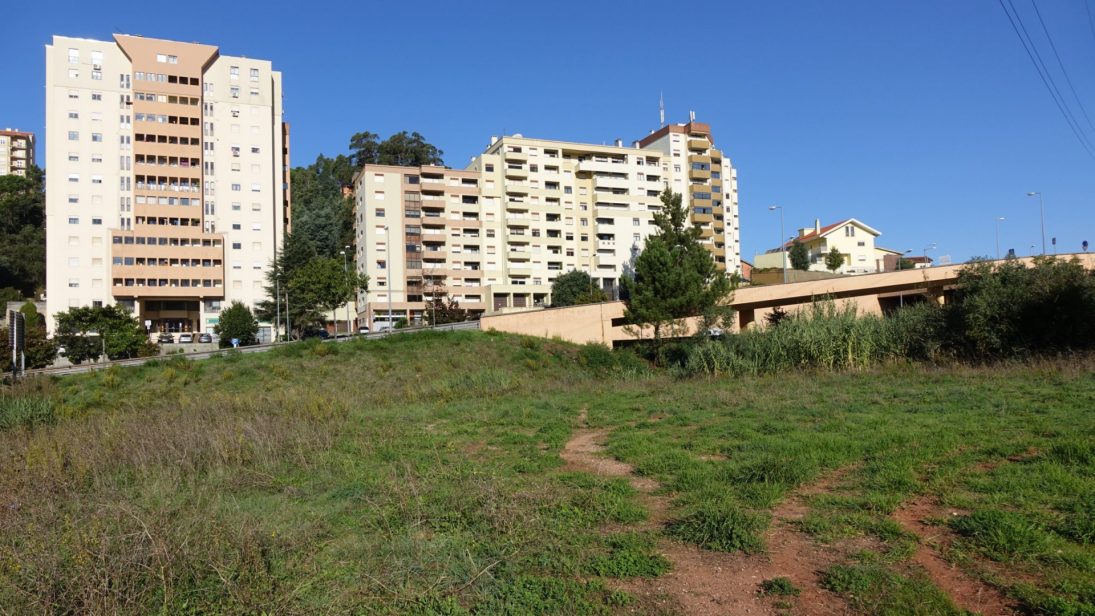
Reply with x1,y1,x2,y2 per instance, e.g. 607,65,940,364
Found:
44,34,289,337
0,129,35,177
354,120,740,326
638,121,739,272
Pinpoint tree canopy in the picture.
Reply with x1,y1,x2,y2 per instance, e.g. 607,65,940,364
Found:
349,130,445,169
423,291,469,326
53,305,155,364
824,247,845,273
789,240,810,271
621,189,732,343
0,168,46,299
215,302,260,348
550,269,607,307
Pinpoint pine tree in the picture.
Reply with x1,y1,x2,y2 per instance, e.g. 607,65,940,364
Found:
621,189,732,343
789,240,810,271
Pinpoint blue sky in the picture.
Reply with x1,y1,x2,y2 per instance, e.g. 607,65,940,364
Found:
5,0,1095,263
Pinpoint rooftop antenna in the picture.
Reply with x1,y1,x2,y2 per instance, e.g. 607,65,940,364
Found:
659,92,665,127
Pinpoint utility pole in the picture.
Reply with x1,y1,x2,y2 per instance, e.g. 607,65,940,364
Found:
1027,192,1046,255
285,291,291,341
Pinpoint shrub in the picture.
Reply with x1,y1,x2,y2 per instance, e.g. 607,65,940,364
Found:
214,301,259,348
587,533,671,578
0,395,55,430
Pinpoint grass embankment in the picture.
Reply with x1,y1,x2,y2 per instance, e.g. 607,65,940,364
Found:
0,330,1093,615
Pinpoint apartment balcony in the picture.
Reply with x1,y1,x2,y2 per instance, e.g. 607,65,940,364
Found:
699,227,714,239
111,283,225,299
688,138,710,151
420,180,445,193
505,182,530,195
692,213,714,224
504,166,528,179
577,159,628,174
689,168,711,180
507,217,531,227
422,248,447,259
507,249,531,261
593,175,630,191
710,246,726,257
446,218,483,229
508,265,532,276
597,239,616,249
505,150,528,162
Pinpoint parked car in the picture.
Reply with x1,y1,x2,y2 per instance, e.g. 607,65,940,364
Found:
302,329,330,340
157,332,174,344
357,326,370,334
178,333,194,344
198,333,213,343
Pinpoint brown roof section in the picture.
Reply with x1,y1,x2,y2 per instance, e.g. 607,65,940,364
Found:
637,121,713,148
783,220,850,248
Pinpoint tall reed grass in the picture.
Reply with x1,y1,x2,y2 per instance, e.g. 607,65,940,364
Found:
681,301,946,377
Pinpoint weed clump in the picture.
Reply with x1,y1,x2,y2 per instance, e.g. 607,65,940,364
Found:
666,502,767,553
950,509,1054,561
587,533,671,578
759,576,800,597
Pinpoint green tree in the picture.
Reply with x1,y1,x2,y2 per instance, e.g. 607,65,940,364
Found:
0,167,46,299
897,257,916,270
621,189,732,344
550,269,608,307
349,131,381,169
789,240,810,271
54,305,154,364
255,233,323,338
288,257,368,327
214,302,259,348
824,247,845,273
423,291,469,326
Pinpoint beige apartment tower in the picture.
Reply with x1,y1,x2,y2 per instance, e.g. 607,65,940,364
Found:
354,120,740,327
0,129,35,177
44,34,289,337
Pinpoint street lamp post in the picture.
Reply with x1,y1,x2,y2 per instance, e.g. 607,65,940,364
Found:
923,243,936,268
995,217,1005,260
768,205,786,283
1026,192,1046,255
900,249,912,308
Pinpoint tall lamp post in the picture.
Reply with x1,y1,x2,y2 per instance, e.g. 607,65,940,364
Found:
995,217,1005,260
923,243,936,267
768,205,786,283
1026,192,1046,255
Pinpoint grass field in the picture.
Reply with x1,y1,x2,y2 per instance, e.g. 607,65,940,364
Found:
1,330,1093,615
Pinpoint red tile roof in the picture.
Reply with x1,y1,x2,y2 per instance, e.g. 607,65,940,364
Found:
782,219,851,249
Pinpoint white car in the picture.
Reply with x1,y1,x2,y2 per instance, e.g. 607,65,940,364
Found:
357,326,370,334
178,333,194,343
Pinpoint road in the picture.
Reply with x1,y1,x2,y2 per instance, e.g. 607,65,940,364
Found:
20,321,481,378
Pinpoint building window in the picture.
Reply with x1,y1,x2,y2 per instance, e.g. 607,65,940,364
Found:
229,66,240,79
68,48,79,63
230,86,239,98
250,146,260,154
376,208,385,217
249,68,259,81
250,183,260,192
232,242,241,250
232,223,241,230
91,217,102,225
845,225,856,237
91,133,103,142
67,131,79,141
68,216,79,224
231,183,241,191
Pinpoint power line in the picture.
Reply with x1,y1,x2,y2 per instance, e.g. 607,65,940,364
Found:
1086,0,1095,46
1030,0,1095,134
1006,0,1095,153
997,0,1095,160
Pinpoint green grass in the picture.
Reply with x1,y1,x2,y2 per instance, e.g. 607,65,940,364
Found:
0,331,1093,614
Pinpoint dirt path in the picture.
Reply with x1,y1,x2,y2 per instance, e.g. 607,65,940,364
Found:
892,496,1017,616
561,408,850,615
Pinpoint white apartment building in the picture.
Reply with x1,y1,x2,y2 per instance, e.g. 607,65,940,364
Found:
354,120,741,325
44,34,289,337
0,129,35,177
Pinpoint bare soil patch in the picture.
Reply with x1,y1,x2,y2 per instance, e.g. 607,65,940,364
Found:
892,496,1017,616
563,408,852,615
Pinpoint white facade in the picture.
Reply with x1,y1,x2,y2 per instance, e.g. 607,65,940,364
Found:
44,34,287,335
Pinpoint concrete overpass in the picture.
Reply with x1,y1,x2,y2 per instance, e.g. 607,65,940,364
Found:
479,253,1095,346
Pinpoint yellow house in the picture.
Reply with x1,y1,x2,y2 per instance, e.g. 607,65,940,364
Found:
755,218,886,275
